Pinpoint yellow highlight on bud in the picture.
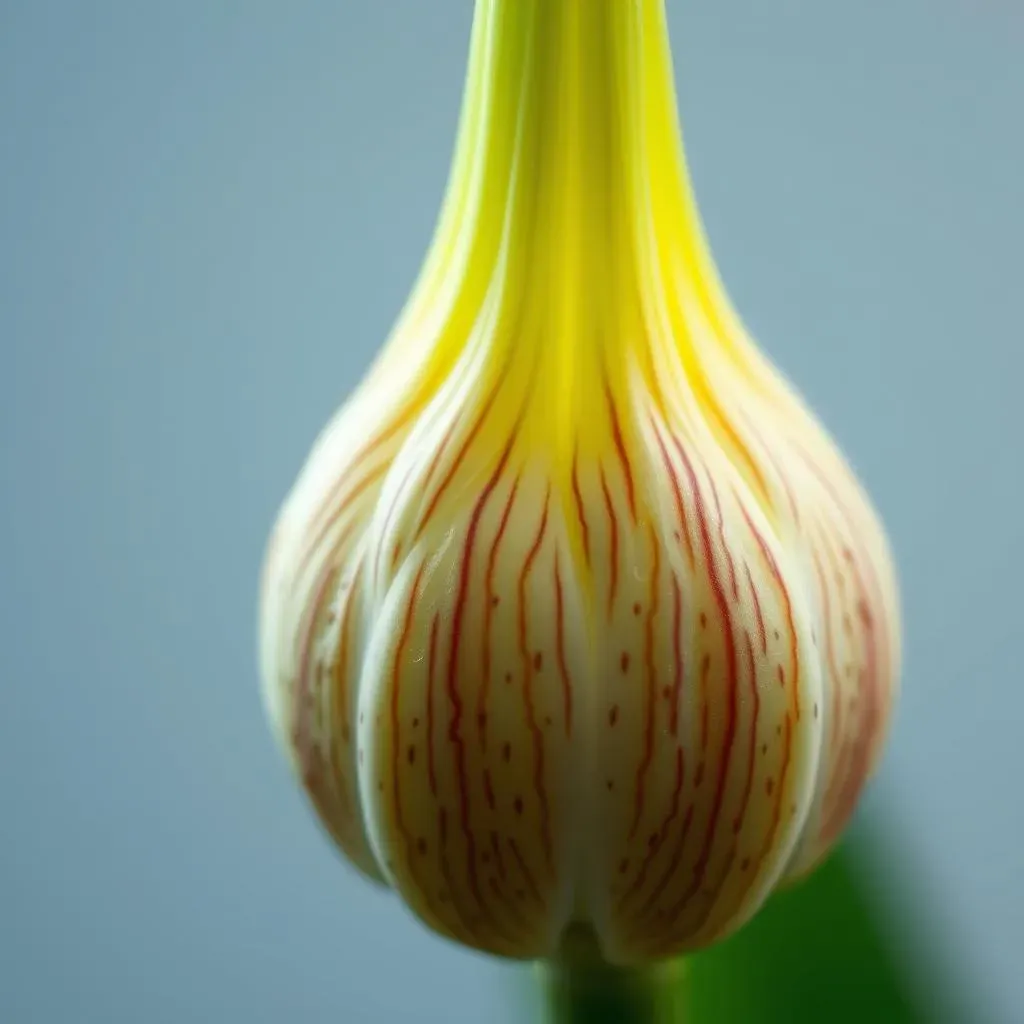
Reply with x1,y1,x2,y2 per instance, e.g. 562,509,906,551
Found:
259,0,900,965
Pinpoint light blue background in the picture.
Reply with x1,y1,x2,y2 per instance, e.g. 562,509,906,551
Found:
2,2,1021,1021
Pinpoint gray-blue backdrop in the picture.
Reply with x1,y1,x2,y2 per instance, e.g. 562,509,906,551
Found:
2,2,1021,1021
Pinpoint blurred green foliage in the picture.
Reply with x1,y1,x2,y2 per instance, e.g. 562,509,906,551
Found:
685,841,930,1022
524,835,970,1023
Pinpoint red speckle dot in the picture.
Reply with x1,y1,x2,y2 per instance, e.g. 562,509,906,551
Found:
407,745,416,765
609,705,620,727
633,602,642,616
606,779,615,792
618,858,629,874
411,717,419,729
505,671,513,684
502,742,511,763
544,715,553,727
417,838,427,855
761,743,768,755
766,778,774,795
491,595,500,607
533,651,543,671
700,612,708,629
514,797,524,815
620,652,630,673
662,686,671,701
740,857,751,872
477,711,487,731
777,665,785,686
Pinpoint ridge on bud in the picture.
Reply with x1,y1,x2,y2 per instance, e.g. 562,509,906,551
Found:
259,0,900,965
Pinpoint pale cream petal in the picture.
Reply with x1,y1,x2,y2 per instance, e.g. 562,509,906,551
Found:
356,454,587,958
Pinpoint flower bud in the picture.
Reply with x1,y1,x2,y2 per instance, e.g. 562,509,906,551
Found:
259,0,900,965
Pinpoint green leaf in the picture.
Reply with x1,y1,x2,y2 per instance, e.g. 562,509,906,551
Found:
684,840,936,1023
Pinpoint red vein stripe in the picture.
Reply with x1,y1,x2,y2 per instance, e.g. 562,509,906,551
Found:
744,562,768,655
437,806,476,940
324,561,365,829
628,526,661,840
426,615,440,796
846,532,889,761
708,475,739,602
791,441,889,846
488,877,530,939
345,401,418,476
691,631,770,942
374,457,420,581
635,801,696,926
411,415,460,514
605,384,638,522
298,467,386,580
811,540,845,798
292,560,339,783
570,448,592,566
445,434,520,929
304,401,420,548
479,476,521,753
508,837,543,907
733,631,760,837
485,834,533,939
669,574,684,736
684,632,764,938
740,503,802,723
553,553,573,738
790,440,892,717
621,745,685,908
738,408,799,525
707,401,771,510
666,435,739,926
490,831,507,881
518,488,554,870
599,466,620,616
750,713,792,890
821,538,879,844
416,368,508,540
332,560,364,745
651,417,696,569
390,564,431,902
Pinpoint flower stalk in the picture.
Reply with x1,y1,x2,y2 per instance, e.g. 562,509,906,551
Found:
539,927,687,1024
